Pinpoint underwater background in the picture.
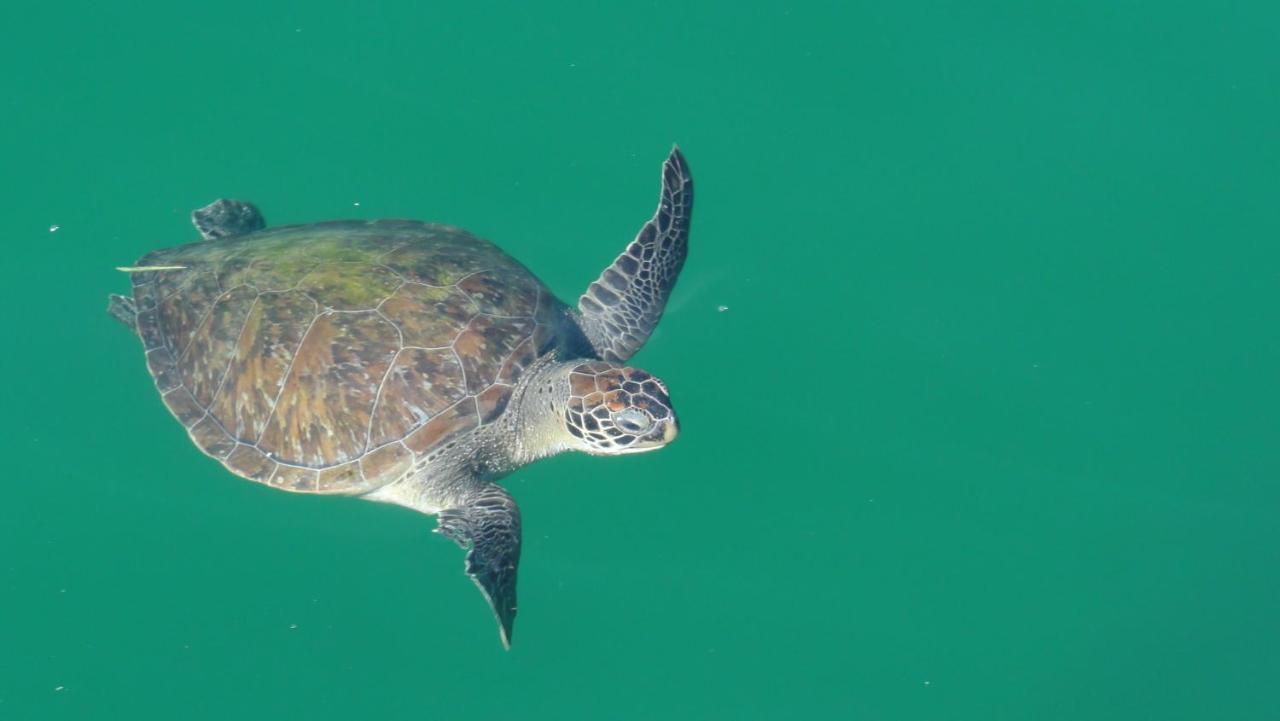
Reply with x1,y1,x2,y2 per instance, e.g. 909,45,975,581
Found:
2,2,1277,719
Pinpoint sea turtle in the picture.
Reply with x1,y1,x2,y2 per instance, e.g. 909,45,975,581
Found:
108,148,692,648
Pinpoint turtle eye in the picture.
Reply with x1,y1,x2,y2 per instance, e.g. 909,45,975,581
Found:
612,408,652,434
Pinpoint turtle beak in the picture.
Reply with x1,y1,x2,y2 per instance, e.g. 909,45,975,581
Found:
661,417,679,444
612,417,678,455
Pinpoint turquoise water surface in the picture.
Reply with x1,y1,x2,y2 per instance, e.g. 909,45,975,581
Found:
3,2,1278,719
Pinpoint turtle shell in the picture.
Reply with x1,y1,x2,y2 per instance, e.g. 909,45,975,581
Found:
127,220,565,494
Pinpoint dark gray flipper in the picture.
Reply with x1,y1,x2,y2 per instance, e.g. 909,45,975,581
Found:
107,293,137,332
576,147,693,363
191,199,265,240
436,483,522,649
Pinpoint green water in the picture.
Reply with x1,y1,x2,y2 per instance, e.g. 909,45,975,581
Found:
3,2,1278,719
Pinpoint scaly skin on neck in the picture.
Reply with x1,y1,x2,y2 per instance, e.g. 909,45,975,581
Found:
365,357,579,514
474,356,580,475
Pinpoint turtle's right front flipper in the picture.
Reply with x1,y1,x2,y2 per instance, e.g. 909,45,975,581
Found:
436,484,523,650
576,147,693,363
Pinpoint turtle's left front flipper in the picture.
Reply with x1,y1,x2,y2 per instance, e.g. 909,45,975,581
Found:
436,484,522,650
577,147,693,363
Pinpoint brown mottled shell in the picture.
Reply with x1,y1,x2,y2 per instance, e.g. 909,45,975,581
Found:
128,220,564,494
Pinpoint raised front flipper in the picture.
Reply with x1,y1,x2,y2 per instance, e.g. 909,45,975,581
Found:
577,147,693,363
436,483,522,649
191,198,265,240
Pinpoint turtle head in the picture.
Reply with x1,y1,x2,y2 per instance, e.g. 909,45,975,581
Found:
562,361,678,455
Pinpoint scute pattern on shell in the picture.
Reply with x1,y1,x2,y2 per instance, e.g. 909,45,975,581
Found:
129,220,562,494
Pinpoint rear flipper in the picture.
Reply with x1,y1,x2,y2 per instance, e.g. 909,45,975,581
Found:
107,293,137,332
191,199,265,240
436,483,523,649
